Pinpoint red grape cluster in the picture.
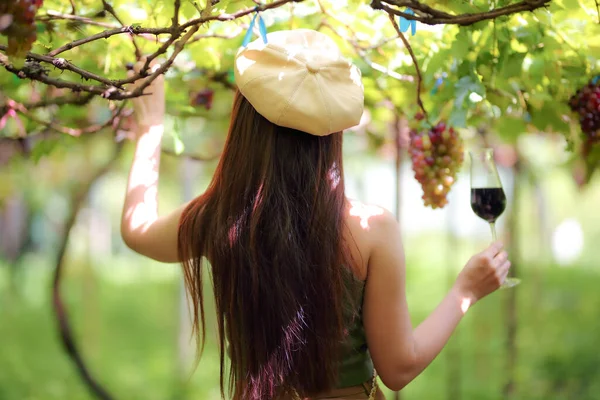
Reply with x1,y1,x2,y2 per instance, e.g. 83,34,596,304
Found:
409,122,464,209
569,79,600,143
0,0,44,58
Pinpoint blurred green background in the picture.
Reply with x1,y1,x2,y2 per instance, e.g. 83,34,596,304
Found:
1,133,600,400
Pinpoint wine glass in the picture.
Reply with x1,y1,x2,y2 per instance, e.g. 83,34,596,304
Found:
469,148,520,288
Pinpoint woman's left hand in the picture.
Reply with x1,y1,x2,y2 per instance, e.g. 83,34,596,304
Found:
127,58,165,129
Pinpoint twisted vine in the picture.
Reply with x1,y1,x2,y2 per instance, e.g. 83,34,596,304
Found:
52,142,123,400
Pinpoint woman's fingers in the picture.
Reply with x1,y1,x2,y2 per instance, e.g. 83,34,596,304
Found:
493,250,508,268
496,260,511,285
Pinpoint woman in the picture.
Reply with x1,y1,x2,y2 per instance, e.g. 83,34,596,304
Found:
121,29,511,400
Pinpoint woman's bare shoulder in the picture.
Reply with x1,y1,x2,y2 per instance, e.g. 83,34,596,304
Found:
344,199,398,279
345,199,397,234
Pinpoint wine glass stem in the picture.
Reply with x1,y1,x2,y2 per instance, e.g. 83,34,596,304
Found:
490,222,497,241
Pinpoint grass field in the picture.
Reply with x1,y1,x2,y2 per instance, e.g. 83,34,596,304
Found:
1,232,600,400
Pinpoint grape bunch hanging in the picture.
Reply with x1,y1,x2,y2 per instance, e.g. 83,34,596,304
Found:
0,0,44,59
409,122,464,209
569,79,600,144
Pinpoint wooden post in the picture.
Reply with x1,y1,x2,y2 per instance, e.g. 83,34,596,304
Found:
445,200,461,400
393,113,404,400
502,154,521,399
532,177,547,312
177,156,198,381
394,114,403,221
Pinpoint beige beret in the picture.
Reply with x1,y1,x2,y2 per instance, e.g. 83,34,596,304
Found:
234,29,364,136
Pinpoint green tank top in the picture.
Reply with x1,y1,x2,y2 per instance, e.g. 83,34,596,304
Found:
336,268,374,388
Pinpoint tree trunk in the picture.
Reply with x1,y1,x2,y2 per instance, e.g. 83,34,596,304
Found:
394,116,403,221
52,144,122,400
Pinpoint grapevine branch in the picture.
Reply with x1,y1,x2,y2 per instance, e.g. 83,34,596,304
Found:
17,102,127,137
46,26,156,58
387,13,429,123
372,0,552,26
46,0,298,58
0,0,552,104
189,27,245,43
100,0,142,59
0,0,300,102
0,45,121,87
315,0,414,83
319,21,413,82
38,11,119,29
316,1,422,123
0,117,222,162
174,0,182,26
18,93,94,110
138,27,245,43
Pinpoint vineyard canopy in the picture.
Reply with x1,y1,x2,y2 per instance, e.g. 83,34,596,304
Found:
0,0,598,176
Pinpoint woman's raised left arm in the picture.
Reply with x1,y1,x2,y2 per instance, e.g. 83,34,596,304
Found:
120,61,187,263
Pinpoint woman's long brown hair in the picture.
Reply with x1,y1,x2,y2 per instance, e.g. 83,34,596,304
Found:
178,91,355,399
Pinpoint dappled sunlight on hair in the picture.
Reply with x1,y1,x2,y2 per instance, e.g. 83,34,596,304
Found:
228,184,264,248
348,200,384,231
247,307,309,399
228,210,246,248
328,162,341,190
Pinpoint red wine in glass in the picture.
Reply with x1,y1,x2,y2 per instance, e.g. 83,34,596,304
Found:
471,188,506,224
469,148,520,288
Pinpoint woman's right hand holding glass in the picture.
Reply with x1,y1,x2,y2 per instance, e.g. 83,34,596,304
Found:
454,241,511,306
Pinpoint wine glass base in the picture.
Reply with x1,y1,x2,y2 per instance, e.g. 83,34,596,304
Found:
500,277,521,289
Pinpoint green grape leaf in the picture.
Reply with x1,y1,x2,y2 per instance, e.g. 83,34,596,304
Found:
494,116,528,144
530,102,570,133
30,136,60,164
450,32,471,61
454,75,485,109
527,56,545,85
499,52,527,79
449,107,468,129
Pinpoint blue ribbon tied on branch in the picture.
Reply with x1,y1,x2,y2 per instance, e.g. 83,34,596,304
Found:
430,74,446,95
399,8,417,36
241,9,268,47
